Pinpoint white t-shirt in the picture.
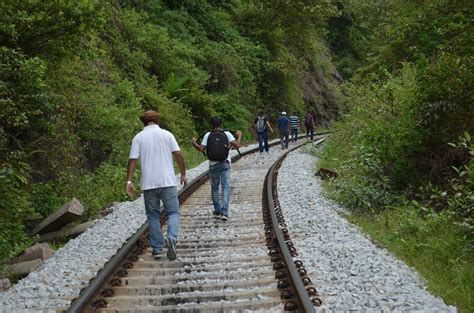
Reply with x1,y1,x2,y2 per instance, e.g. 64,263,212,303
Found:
202,130,236,165
129,125,180,190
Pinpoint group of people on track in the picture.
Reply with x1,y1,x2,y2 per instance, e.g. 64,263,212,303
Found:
125,110,317,261
255,111,316,152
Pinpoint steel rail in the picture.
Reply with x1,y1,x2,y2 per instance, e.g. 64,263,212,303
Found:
67,133,328,312
264,136,327,312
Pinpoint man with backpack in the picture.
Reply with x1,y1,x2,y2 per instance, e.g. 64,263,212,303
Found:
277,111,290,149
254,112,274,154
289,112,300,142
305,111,316,140
191,117,242,221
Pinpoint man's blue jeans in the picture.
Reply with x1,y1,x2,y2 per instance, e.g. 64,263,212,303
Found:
291,129,298,142
257,132,269,152
209,161,231,216
280,130,289,148
143,186,180,254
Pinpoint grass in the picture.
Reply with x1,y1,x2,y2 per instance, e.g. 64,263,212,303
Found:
348,207,473,312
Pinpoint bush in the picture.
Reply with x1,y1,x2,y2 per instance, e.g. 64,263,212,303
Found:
0,162,34,270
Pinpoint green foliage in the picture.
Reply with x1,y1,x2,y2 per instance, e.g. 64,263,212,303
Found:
0,47,50,152
0,162,34,269
320,1,474,309
414,133,474,227
332,147,397,212
321,0,473,208
0,0,102,59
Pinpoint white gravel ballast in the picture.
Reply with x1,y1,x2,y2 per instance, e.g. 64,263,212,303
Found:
277,146,457,312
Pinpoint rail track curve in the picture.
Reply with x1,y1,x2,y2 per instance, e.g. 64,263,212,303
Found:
68,136,327,313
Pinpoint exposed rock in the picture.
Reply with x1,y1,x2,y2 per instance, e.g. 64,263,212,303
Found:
316,167,338,179
38,221,95,243
11,243,54,263
30,198,84,236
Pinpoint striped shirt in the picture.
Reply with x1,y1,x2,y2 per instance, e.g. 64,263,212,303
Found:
289,115,299,129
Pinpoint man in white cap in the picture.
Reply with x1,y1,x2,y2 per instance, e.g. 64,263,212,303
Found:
277,111,290,149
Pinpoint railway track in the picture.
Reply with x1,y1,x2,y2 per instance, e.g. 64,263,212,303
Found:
68,137,326,312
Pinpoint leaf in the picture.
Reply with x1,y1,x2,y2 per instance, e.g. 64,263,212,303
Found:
464,131,471,143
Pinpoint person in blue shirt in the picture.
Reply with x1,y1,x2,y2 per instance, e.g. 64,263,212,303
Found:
277,111,290,149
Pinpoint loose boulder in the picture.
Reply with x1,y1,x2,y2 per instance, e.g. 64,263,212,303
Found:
30,198,84,236
315,167,338,180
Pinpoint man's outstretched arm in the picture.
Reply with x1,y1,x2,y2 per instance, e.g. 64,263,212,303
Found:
231,130,242,149
191,138,206,152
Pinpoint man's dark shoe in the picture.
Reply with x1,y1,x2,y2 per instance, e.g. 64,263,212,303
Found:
221,214,228,221
213,210,221,218
152,250,164,260
165,238,177,261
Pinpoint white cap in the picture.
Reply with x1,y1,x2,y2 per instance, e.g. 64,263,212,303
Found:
281,111,286,115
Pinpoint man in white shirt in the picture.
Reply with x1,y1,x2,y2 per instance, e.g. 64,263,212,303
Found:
191,117,242,221
126,110,187,261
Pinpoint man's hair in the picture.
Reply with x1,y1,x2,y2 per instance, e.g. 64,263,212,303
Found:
210,116,222,128
293,111,297,115
258,111,264,116
140,110,160,125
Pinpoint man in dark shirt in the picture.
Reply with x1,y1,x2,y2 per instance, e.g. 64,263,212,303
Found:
277,111,290,149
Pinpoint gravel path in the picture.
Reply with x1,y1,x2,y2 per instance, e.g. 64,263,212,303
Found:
277,145,457,312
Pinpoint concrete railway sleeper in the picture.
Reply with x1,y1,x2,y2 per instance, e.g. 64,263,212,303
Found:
68,135,327,313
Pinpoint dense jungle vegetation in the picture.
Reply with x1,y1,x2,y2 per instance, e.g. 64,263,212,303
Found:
319,0,473,311
0,0,472,311
0,0,342,275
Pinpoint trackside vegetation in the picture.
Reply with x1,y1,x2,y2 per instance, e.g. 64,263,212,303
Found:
319,1,473,311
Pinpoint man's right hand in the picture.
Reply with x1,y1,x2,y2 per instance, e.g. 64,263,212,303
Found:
126,181,134,197
180,174,188,186
235,130,242,138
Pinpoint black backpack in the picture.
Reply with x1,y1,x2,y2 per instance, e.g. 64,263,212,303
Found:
206,130,230,161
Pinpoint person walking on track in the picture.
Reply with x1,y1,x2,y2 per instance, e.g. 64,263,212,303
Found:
254,112,273,155
304,111,316,140
126,110,187,261
289,112,300,142
191,117,242,221
277,111,290,149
